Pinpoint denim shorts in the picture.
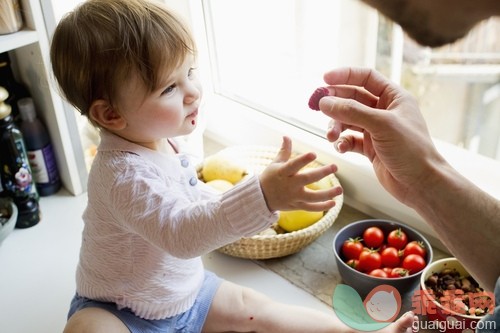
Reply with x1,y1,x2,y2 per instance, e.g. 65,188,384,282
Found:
67,271,222,333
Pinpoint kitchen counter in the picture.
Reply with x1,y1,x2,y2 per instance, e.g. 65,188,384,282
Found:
0,189,448,332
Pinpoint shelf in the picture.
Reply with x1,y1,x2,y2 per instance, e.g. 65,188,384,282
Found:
0,29,38,54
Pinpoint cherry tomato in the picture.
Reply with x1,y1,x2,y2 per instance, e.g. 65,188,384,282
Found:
346,259,360,270
403,241,427,258
358,249,382,272
341,237,364,260
402,254,426,274
382,267,393,275
369,269,388,278
387,228,408,250
389,267,409,278
380,246,401,268
363,226,384,248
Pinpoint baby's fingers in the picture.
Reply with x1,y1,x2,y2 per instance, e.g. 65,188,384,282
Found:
272,136,292,163
299,164,339,186
307,185,343,203
295,191,341,212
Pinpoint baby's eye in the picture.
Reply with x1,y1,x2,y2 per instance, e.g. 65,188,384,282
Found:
161,84,176,95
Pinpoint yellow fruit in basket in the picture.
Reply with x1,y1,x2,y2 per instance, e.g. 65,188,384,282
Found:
202,154,246,184
277,210,324,232
205,179,234,193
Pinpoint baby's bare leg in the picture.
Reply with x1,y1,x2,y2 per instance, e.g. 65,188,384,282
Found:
63,307,130,333
202,281,416,333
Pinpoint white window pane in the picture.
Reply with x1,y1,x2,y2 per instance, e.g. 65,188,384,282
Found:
202,0,500,161
204,0,377,132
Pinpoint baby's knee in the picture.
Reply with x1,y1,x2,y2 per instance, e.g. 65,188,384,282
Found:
63,307,129,333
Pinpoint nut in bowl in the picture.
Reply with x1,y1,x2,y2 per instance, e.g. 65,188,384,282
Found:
420,257,494,333
333,219,433,299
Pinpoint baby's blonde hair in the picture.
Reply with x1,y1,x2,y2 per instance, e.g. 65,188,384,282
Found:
50,0,195,125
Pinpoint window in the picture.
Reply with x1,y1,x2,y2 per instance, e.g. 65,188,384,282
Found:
200,0,378,135
196,0,500,160
191,1,500,238
376,16,500,160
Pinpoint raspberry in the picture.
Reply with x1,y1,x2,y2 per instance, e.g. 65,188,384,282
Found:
308,87,329,111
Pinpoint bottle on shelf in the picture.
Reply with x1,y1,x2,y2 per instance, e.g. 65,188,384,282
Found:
18,97,61,196
0,87,40,228
0,52,31,122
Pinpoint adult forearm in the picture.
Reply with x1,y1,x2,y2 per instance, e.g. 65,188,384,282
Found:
411,161,500,291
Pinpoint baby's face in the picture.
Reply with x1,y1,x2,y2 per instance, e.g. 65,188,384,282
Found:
114,56,202,149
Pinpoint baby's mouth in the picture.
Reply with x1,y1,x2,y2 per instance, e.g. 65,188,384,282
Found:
188,110,198,125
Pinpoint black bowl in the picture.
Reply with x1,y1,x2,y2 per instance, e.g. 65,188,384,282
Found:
333,219,433,298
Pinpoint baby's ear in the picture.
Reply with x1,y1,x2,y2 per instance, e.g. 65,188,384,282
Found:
89,99,126,130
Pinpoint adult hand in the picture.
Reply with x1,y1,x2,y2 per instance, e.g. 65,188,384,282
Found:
318,67,500,291
318,67,447,207
259,136,342,212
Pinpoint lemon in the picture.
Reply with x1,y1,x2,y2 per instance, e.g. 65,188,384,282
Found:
202,154,246,184
277,210,324,232
205,179,234,193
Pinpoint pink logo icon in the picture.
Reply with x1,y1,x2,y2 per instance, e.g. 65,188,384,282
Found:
363,285,402,322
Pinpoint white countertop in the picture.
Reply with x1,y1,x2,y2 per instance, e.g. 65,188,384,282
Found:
0,190,331,333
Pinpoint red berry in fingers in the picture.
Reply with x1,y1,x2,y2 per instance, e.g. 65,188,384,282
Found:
308,87,329,110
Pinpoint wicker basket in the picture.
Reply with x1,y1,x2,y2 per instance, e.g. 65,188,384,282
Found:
200,145,343,260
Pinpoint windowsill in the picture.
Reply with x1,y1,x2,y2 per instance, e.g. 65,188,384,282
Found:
202,93,500,252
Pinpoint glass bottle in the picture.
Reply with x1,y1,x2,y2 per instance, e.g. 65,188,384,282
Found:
18,97,61,196
0,87,40,228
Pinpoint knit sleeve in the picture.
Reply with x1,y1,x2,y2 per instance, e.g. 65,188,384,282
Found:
110,159,277,259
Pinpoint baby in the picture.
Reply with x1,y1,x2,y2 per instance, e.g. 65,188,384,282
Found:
50,0,415,332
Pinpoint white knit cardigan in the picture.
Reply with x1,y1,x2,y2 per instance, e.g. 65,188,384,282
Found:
75,130,277,319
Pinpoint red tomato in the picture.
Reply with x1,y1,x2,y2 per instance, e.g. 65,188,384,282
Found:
387,228,408,250
369,269,388,278
358,249,382,272
346,259,360,270
382,267,393,275
341,237,364,260
389,267,409,278
380,247,401,268
403,241,427,258
402,254,426,274
363,227,385,248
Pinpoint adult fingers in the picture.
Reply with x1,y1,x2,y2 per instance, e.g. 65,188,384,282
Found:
334,133,366,156
326,119,365,142
323,67,396,99
319,95,385,134
326,85,379,108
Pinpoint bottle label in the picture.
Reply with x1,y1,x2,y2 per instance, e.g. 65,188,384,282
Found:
2,139,36,197
27,144,60,185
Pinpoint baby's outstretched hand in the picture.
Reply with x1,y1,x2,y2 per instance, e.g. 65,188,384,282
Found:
259,136,342,212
